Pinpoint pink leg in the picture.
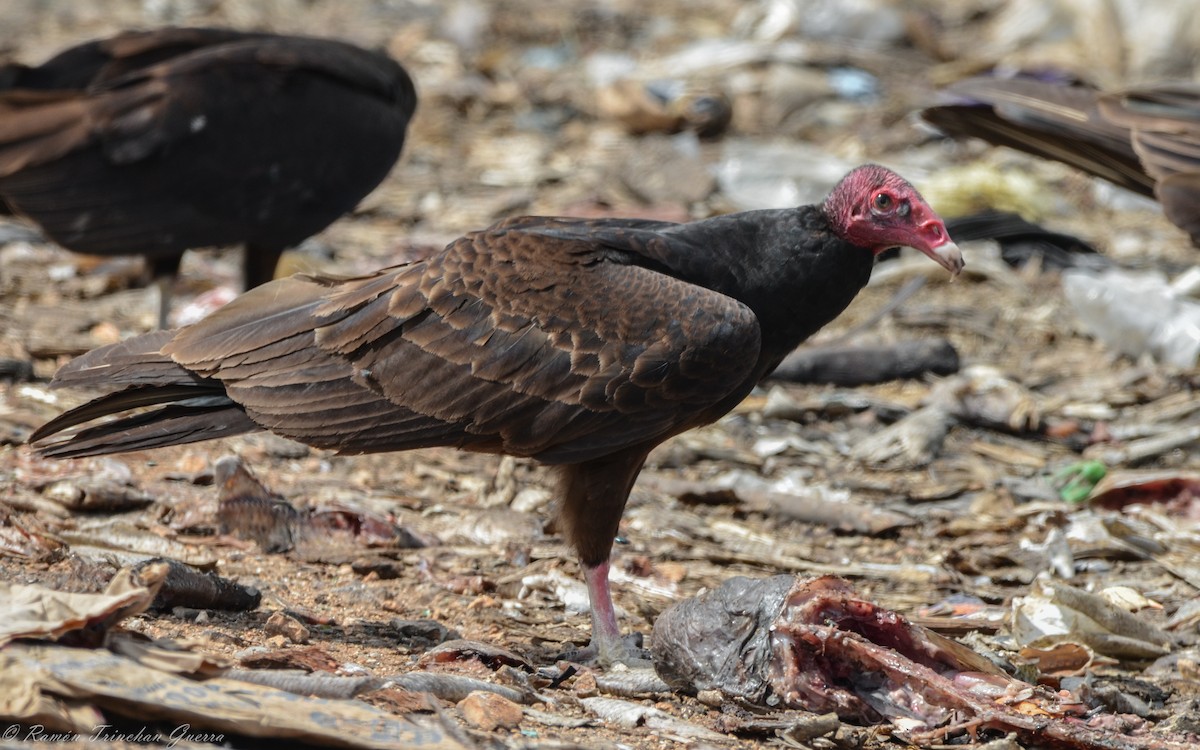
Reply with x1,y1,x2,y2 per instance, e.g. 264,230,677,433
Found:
583,560,626,665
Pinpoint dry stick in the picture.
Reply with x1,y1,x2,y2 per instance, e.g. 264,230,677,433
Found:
1090,424,1200,465
594,669,672,697
226,669,381,699
383,672,534,704
770,338,959,386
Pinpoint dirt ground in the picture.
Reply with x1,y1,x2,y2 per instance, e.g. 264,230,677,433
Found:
2,1,1200,749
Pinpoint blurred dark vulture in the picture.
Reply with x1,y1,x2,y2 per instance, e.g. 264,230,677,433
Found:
922,77,1200,247
0,27,418,325
32,164,963,666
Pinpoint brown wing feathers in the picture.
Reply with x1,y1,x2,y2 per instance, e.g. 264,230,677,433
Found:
921,79,1153,197
33,223,762,464
35,400,259,459
923,78,1200,246
1099,86,1200,184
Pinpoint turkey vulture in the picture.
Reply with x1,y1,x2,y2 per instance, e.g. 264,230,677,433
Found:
30,164,963,665
921,77,1200,247
0,27,417,326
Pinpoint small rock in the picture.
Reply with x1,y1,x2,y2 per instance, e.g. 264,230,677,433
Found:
572,670,598,698
420,639,532,671
265,611,310,644
351,557,404,579
457,690,523,731
366,686,440,715
391,618,459,649
696,689,724,707
458,507,543,546
89,321,123,345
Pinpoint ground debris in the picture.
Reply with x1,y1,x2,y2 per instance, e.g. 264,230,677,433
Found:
384,672,533,705
769,338,960,386
1012,577,1175,660
4,1,1200,748
652,575,1198,749
579,696,726,742
2,643,467,749
264,611,311,645
457,689,524,730
134,557,261,612
0,562,167,647
215,454,428,554
226,669,382,700
420,638,533,672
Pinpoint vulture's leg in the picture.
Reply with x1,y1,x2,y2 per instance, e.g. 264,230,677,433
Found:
243,243,285,290
148,254,183,329
558,447,651,666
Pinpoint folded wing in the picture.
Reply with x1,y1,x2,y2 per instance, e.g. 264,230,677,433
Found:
35,218,764,465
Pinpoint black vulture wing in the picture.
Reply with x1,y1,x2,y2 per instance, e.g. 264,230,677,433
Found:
0,30,415,259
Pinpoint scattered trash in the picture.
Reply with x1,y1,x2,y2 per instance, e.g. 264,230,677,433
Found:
1055,461,1108,504
228,669,382,700
1,643,467,749
391,620,461,651
1017,525,1075,579
383,672,531,705
715,139,855,210
0,356,34,382
0,562,167,647
580,696,725,741
135,557,261,612
419,639,532,672
769,339,960,386
944,210,1108,270
236,644,342,673
918,162,1062,222
215,455,427,554
55,520,218,568
735,0,908,45
38,458,154,513
652,575,1195,748
1011,576,1174,660
172,286,239,327
644,473,915,535
1086,471,1200,513
594,79,732,138
520,570,604,618
3,3,1200,748
617,134,716,205
1063,267,1200,368
852,401,952,468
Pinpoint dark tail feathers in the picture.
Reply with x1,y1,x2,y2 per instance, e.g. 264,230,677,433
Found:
29,330,260,458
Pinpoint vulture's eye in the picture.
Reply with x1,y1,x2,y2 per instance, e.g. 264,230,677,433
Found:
873,192,893,211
